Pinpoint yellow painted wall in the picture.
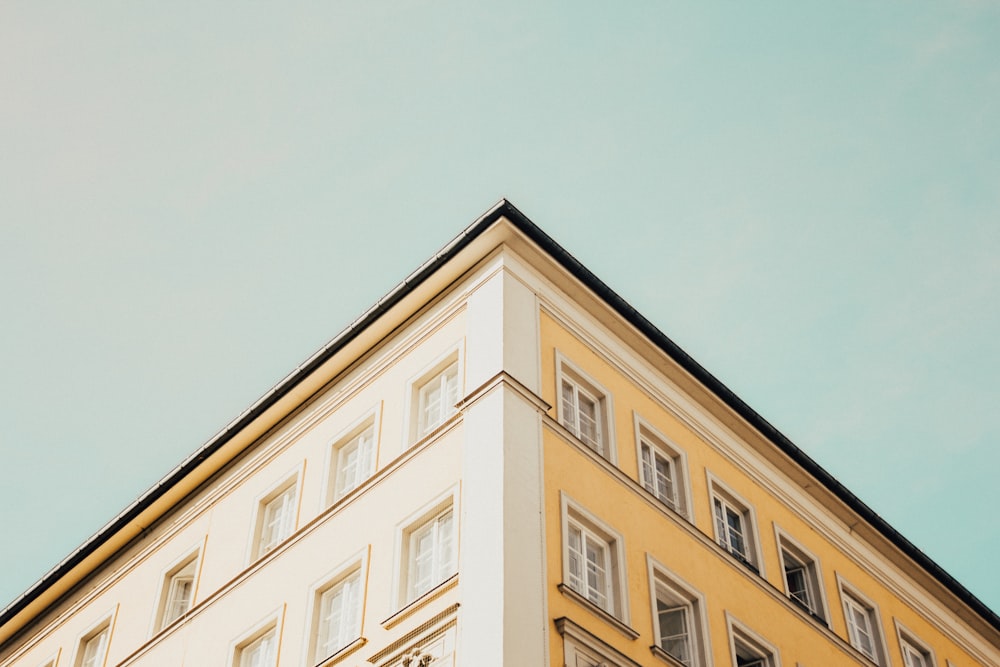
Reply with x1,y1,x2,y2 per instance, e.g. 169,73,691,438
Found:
539,309,986,667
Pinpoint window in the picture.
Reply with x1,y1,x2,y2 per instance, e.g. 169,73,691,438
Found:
408,508,455,601
328,420,376,503
774,528,826,623
556,617,633,667
838,578,887,665
635,416,691,518
727,615,779,667
896,623,936,667
251,479,298,560
236,630,276,667
708,474,762,574
560,494,628,622
649,559,708,667
557,354,614,460
416,362,459,439
157,555,198,630
394,490,459,610
314,571,362,661
76,626,109,667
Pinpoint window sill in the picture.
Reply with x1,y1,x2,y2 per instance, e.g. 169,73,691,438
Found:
382,573,458,630
557,584,639,640
316,637,366,666
650,644,689,667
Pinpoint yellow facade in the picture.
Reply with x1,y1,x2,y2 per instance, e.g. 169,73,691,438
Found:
539,309,990,667
1,203,996,667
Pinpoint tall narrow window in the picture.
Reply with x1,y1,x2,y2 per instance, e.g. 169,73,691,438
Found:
252,479,299,561
77,626,109,667
775,529,826,623
649,563,708,667
315,572,362,660
159,557,197,629
641,442,676,508
329,422,376,503
708,475,762,574
567,522,612,611
561,379,602,452
896,626,936,667
417,363,459,438
635,418,691,518
557,356,613,460
727,617,779,667
845,595,877,661
407,508,456,601
560,496,628,622
838,580,887,666
260,486,295,555
237,630,276,667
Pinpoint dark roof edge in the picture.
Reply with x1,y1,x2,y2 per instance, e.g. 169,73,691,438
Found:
3,199,997,639
0,199,514,630
497,200,1000,635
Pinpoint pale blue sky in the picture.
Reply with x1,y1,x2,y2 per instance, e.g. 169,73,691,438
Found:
1,2,998,615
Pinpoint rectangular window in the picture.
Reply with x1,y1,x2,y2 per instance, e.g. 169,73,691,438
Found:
635,417,691,518
838,579,887,666
315,571,362,661
237,630,276,667
560,495,628,622
775,529,826,623
727,616,779,667
567,523,612,611
896,623,936,667
158,557,197,630
557,354,614,460
417,362,459,438
708,474,762,574
329,421,376,503
649,560,708,667
408,508,456,601
253,482,297,560
845,595,877,661
77,628,109,667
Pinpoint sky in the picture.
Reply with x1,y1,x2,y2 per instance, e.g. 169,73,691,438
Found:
1,2,998,617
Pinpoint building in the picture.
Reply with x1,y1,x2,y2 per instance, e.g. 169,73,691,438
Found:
1,200,998,667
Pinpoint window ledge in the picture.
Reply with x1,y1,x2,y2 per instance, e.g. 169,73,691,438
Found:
382,574,458,630
650,644,691,667
557,584,639,640
317,637,367,666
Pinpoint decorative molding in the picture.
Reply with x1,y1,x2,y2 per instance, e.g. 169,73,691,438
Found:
557,585,640,640
554,616,642,667
368,604,459,665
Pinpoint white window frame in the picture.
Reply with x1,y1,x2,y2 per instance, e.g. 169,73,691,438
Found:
151,546,202,633
773,526,829,624
837,575,889,666
647,556,712,667
556,616,640,667
556,352,615,462
634,414,692,519
305,548,369,665
323,408,380,507
406,346,463,443
37,652,61,667
71,608,116,667
392,487,460,609
560,492,630,624
707,472,764,576
725,613,781,667
895,621,937,667
227,608,284,667
247,467,302,563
